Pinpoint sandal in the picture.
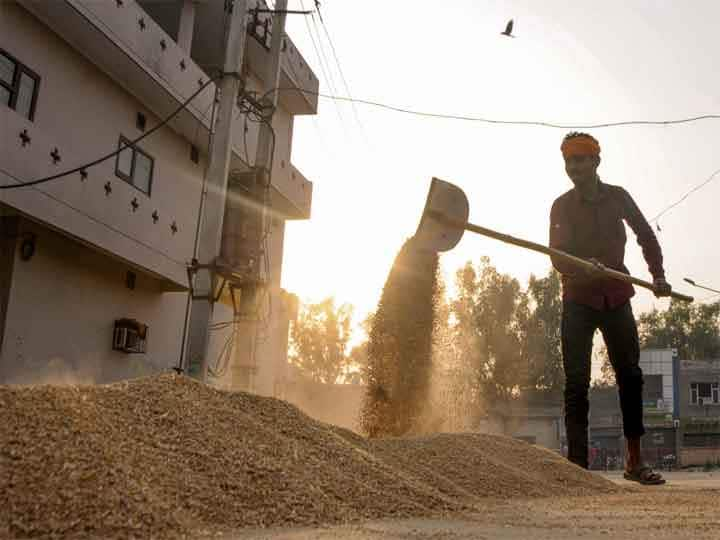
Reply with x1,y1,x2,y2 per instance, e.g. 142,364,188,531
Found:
624,465,666,485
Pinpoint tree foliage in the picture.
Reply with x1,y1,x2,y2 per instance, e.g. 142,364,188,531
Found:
450,258,530,406
638,300,720,360
289,297,353,384
524,269,564,397
357,253,567,434
592,345,616,388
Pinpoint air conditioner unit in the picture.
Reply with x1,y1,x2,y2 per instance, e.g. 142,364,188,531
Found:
698,397,705,406
113,318,148,354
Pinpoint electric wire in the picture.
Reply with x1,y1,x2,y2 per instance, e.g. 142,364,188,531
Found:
180,80,220,374
307,10,341,103
242,113,252,165
649,167,720,223
10,78,718,192
253,114,276,333
192,97,216,150
213,100,278,370
299,0,339,95
1,76,220,190
313,1,367,139
259,86,720,130
297,0,345,126
0,167,187,266
208,323,237,378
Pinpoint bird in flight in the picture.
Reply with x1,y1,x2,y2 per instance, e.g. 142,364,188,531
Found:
501,19,515,38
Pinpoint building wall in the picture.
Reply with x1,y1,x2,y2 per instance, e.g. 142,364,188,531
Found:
639,348,674,415
0,2,205,287
0,218,186,384
508,416,562,450
284,378,364,433
678,360,720,417
0,215,19,352
1,1,312,392
475,408,563,451
680,448,720,467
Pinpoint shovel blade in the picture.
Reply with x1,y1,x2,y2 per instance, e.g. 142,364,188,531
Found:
414,177,469,252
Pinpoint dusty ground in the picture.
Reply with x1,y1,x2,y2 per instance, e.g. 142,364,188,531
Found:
223,472,720,540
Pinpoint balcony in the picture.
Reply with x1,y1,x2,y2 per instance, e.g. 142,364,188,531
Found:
242,1,319,115
18,0,316,222
20,0,216,158
274,164,312,220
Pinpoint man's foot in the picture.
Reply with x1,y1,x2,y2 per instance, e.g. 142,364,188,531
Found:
624,465,666,485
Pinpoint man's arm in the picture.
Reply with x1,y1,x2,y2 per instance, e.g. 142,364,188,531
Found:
549,199,580,276
620,188,665,280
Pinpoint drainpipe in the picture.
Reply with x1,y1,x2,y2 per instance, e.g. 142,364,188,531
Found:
177,0,197,54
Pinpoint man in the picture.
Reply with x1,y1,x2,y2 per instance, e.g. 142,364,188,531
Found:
549,132,670,485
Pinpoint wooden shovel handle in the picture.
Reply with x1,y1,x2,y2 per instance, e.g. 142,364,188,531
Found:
427,210,694,303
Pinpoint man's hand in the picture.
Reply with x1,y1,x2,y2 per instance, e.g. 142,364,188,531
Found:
584,258,606,279
653,277,672,298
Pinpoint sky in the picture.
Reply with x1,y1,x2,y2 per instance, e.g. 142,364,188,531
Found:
279,1,720,374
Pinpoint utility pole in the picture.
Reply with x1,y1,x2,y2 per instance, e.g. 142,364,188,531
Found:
186,0,249,381
230,0,289,391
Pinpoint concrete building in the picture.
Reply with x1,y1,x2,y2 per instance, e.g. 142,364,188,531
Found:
481,402,564,451
590,349,679,469
677,358,720,466
589,349,720,468
0,0,316,394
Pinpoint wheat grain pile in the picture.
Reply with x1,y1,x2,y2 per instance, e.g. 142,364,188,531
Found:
0,374,617,539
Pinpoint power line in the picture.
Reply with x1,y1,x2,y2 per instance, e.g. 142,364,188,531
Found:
262,86,720,129
0,166,186,266
313,1,367,139
1,76,219,190
306,7,341,102
649,167,720,223
297,0,345,127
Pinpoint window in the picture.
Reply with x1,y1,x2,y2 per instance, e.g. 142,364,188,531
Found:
115,136,154,195
690,382,719,405
0,49,40,121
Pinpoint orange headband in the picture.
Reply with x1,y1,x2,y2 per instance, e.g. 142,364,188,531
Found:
561,137,600,159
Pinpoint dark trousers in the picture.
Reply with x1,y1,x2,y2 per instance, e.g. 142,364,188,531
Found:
561,300,645,469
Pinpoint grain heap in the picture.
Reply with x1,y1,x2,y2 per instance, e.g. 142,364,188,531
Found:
359,238,440,437
1,374,618,539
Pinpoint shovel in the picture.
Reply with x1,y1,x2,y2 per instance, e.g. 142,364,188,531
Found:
414,177,693,303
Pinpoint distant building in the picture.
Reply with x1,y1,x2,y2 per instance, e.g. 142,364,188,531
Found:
475,396,564,452
0,0,316,394
589,349,720,468
677,359,720,466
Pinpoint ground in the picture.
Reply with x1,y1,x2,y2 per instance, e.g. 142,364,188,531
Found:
223,472,720,540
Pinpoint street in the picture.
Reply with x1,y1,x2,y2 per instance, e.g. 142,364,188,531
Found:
221,472,720,540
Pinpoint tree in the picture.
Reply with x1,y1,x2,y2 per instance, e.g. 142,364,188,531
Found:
345,341,369,385
289,297,353,384
524,269,564,397
638,300,720,360
592,345,616,388
450,257,530,409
